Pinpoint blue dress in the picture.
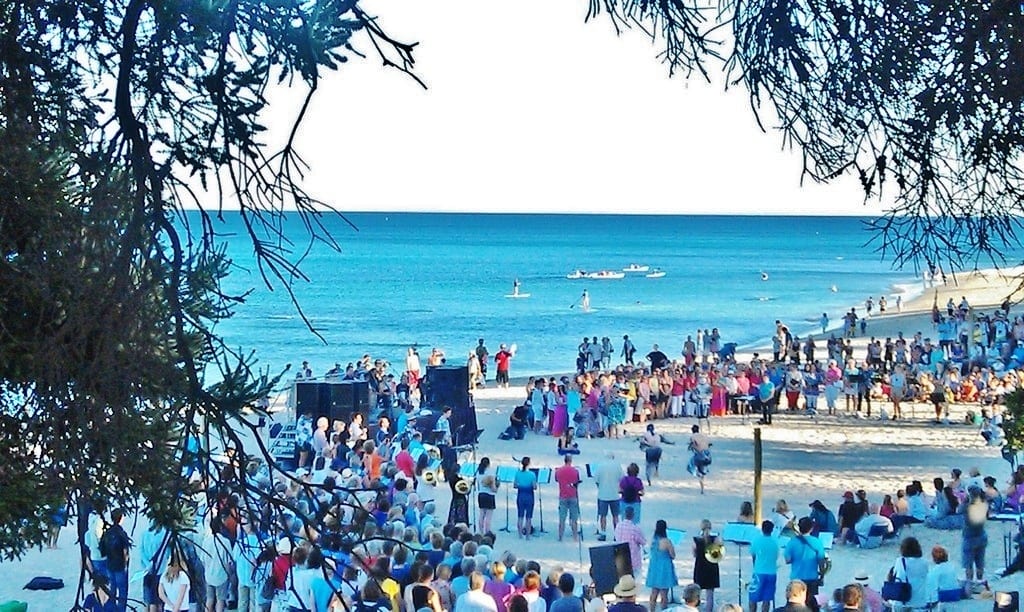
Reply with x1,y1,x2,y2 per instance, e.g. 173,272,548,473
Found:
645,535,678,589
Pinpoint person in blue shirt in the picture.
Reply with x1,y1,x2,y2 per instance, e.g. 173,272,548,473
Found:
513,457,538,539
757,375,776,425
807,500,839,537
749,520,780,612
783,517,826,612
83,576,117,612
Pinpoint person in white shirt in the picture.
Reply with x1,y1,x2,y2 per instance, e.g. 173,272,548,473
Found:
285,546,318,612
595,455,623,538
203,517,233,612
854,504,894,548
456,572,498,612
158,551,191,612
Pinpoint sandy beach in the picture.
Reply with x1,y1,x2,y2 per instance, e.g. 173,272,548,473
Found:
4,267,1024,610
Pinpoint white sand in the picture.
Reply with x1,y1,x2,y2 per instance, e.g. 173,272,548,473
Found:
5,267,1024,609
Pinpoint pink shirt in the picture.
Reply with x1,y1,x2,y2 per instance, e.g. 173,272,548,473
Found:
554,465,581,500
614,519,646,574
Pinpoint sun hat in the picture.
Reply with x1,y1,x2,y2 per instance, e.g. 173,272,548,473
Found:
276,538,293,555
854,571,870,582
613,575,638,598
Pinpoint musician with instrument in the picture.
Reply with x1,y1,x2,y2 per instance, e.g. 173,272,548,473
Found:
693,519,723,612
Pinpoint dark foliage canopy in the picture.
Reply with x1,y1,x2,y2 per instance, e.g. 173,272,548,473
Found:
590,0,1024,271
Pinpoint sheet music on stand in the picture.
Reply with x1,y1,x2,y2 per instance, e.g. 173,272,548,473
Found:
665,528,688,548
458,463,477,478
722,522,761,545
495,466,518,483
532,467,553,484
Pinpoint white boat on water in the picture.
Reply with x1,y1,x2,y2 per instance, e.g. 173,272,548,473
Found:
566,269,587,280
586,270,626,280
646,269,666,278
623,263,650,273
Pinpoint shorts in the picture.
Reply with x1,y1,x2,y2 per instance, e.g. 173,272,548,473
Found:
962,535,987,570
142,572,159,605
206,582,229,602
496,370,510,385
598,499,620,519
559,498,580,523
749,573,777,604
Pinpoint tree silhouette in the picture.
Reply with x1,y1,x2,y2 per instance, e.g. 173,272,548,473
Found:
0,0,418,606
589,0,1024,272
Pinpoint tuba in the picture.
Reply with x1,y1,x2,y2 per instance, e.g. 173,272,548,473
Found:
704,541,725,564
423,468,440,486
454,477,473,495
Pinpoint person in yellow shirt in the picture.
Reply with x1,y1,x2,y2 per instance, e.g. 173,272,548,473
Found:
373,557,403,612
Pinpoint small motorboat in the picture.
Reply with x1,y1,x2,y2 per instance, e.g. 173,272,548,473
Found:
645,269,666,278
586,270,626,280
623,263,650,273
566,270,587,280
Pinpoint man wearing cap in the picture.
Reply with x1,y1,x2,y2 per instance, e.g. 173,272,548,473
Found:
549,573,582,612
495,344,513,389
476,339,489,382
783,518,825,612
852,572,882,612
749,521,780,612
608,576,645,612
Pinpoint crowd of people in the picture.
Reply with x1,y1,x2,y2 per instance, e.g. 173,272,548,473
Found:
64,293,1024,612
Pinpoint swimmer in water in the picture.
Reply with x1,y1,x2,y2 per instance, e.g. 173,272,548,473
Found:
761,271,769,281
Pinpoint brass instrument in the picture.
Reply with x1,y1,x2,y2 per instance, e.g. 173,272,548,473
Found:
426,444,442,461
704,541,725,564
454,477,473,495
423,468,440,486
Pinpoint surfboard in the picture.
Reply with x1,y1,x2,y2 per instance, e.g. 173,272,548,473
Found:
504,293,531,299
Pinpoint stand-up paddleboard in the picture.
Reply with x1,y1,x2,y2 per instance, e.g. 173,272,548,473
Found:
504,293,531,298
509,343,518,357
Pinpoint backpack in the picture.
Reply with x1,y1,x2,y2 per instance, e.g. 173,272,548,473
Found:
100,526,127,569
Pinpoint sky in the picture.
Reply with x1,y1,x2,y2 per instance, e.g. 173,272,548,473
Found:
261,0,889,216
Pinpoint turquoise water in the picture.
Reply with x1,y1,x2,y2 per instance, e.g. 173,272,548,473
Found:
203,213,932,378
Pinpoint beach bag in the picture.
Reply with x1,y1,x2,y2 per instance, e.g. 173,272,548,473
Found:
23,576,64,590
881,559,911,603
938,587,964,602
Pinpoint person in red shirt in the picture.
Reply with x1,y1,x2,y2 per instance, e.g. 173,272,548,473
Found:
554,455,582,542
494,344,513,389
394,438,416,480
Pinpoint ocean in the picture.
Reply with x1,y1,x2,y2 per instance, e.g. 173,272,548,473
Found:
204,213,932,380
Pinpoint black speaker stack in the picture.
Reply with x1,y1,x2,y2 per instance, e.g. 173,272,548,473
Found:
294,380,370,425
588,543,634,595
422,366,480,446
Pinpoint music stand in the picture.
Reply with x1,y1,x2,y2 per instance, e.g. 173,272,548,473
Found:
496,465,518,533
723,522,761,607
665,528,688,548
532,467,553,534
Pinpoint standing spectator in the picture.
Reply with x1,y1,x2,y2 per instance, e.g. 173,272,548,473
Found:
621,335,636,366
645,520,679,611
138,520,170,612
783,518,825,612
101,507,131,612
457,572,499,612
962,488,989,586
549,573,582,612
595,455,623,539
613,506,646,578
203,516,233,612
495,344,513,389
749,521,779,612
618,463,645,525
158,552,191,612
554,455,582,542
